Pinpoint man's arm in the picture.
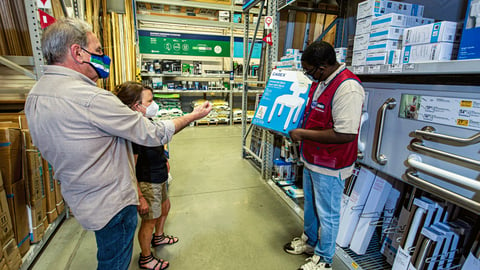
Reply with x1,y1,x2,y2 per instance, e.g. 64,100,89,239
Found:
289,128,356,144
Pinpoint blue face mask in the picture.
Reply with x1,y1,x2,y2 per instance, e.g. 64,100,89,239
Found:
305,73,318,83
82,48,111,78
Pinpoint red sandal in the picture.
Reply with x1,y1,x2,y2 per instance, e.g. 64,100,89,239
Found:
138,253,169,270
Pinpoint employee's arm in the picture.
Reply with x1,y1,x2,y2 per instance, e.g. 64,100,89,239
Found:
172,101,212,134
289,128,355,144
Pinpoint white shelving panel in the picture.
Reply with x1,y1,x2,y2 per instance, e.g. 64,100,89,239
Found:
352,59,480,75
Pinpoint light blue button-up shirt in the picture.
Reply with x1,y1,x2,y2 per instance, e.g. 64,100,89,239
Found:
25,65,175,230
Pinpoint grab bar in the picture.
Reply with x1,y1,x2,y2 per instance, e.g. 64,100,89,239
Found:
374,98,396,165
410,139,480,168
415,126,480,146
405,171,480,215
407,155,480,191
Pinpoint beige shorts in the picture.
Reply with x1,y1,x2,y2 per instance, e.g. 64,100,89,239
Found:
139,182,168,220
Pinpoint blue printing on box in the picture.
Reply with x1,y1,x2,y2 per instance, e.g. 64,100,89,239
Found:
371,17,393,26
403,46,412,63
368,43,387,50
430,22,441,43
388,50,395,64
366,56,386,61
458,0,480,60
370,30,388,38
252,71,311,137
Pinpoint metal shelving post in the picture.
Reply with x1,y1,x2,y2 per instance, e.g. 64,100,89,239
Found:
24,0,45,79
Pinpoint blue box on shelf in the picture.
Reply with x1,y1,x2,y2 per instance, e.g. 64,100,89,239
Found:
252,70,311,137
458,0,480,60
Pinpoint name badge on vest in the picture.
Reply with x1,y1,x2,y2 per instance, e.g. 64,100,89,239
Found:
314,102,325,112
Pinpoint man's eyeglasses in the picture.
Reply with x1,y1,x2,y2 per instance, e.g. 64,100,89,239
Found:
303,66,318,76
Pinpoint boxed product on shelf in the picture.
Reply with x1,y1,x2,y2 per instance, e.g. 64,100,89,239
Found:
8,179,30,256
2,237,21,270
42,159,58,224
357,0,424,19
369,26,404,42
282,185,304,199
366,49,402,65
403,21,458,46
402,42,455,63
355,16,373,35
458,0,480,59
0,189,13,246
367,39,400,53
349,174,392,255
27,199,45,244
371,13,434,30
353,34,370,52
335,47,347,63
251,70,311,137
352,50,367,66
0,128,22,188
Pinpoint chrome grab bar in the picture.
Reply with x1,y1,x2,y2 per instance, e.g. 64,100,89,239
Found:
407,155,480,191
405,171,480,215
410,139,480,168
374,98,396,165
357,112,369,160
415,126,480,146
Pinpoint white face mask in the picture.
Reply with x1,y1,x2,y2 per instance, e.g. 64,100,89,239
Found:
142,102,159,118
305,73,318,83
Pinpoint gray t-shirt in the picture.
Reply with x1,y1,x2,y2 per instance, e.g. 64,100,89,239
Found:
25,65,175,230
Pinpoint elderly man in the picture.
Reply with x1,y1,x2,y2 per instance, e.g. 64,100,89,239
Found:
25,18,211,270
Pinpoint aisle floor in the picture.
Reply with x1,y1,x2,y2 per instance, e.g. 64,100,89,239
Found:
31,125,348,270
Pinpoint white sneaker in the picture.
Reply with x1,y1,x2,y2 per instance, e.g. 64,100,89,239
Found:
298,255,332,270
283,233,314,255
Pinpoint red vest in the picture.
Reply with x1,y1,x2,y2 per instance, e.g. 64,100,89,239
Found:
300,68,361,170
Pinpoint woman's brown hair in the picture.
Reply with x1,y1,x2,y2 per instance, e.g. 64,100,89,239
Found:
113,81,144,107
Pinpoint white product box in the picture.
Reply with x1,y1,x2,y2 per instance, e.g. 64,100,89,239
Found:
349,175,392,255
383,1,424,17
357,0,424,19
382,188,401,234
403,21,458,46
354,34,370,51
371,13,434,30
366,50,402,65
419,227,446,270
356,16,373,35
335,47,347,63
218,11,230,17
219,16,230,22
352,50,368,66
336,167,376,247
370,27,404,42
402,42,454,63
286,48,301,56
357,0,386,19
367,39,400,53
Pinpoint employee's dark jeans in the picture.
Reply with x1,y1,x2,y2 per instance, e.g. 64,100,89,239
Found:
95,205,138,270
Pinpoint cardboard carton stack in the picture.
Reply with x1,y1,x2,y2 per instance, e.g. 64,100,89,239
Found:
353,0,432,68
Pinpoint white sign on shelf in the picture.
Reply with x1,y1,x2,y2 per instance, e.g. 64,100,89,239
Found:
37,0,52,9
264,16,274,29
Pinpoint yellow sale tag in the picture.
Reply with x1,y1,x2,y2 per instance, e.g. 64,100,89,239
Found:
460,100,473,107
457,119,469,126
351,262,359,269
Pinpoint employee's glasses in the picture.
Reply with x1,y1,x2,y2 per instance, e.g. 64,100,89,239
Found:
303,66,318,76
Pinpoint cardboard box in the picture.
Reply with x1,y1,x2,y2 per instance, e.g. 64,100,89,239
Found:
27,199,45,243
0,114,27,129
7,179,30,256
252,70,311,137
367,39,400,53
22,130,44,205
402,43,454,63
349,175,392,254
336,167,376,247
42,159,58,223
369,26,404,42
458,0,480,59
0,128,22,188
371,13,434,30
41,196,48,231
335,47,347,63
54,180,64,214
2,238,21,270
352,50,368,66
353,34,370,52
0,190,13,247
366,49,402,65
355,16,372,35
403,21,458,46
357,0,424,19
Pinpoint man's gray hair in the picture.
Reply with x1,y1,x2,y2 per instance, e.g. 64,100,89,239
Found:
42,18,93,64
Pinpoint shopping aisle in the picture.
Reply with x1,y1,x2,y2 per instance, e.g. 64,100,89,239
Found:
31,125,317,269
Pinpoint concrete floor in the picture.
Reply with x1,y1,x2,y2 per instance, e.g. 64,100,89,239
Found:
31,125,349,270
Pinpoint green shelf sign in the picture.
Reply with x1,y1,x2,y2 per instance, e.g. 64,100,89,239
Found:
139,30,230,57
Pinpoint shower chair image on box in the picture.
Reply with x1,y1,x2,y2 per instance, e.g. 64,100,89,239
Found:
267,81,309,131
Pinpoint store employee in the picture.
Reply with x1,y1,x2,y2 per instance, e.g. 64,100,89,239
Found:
24,18,211,270
283,41,365,270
